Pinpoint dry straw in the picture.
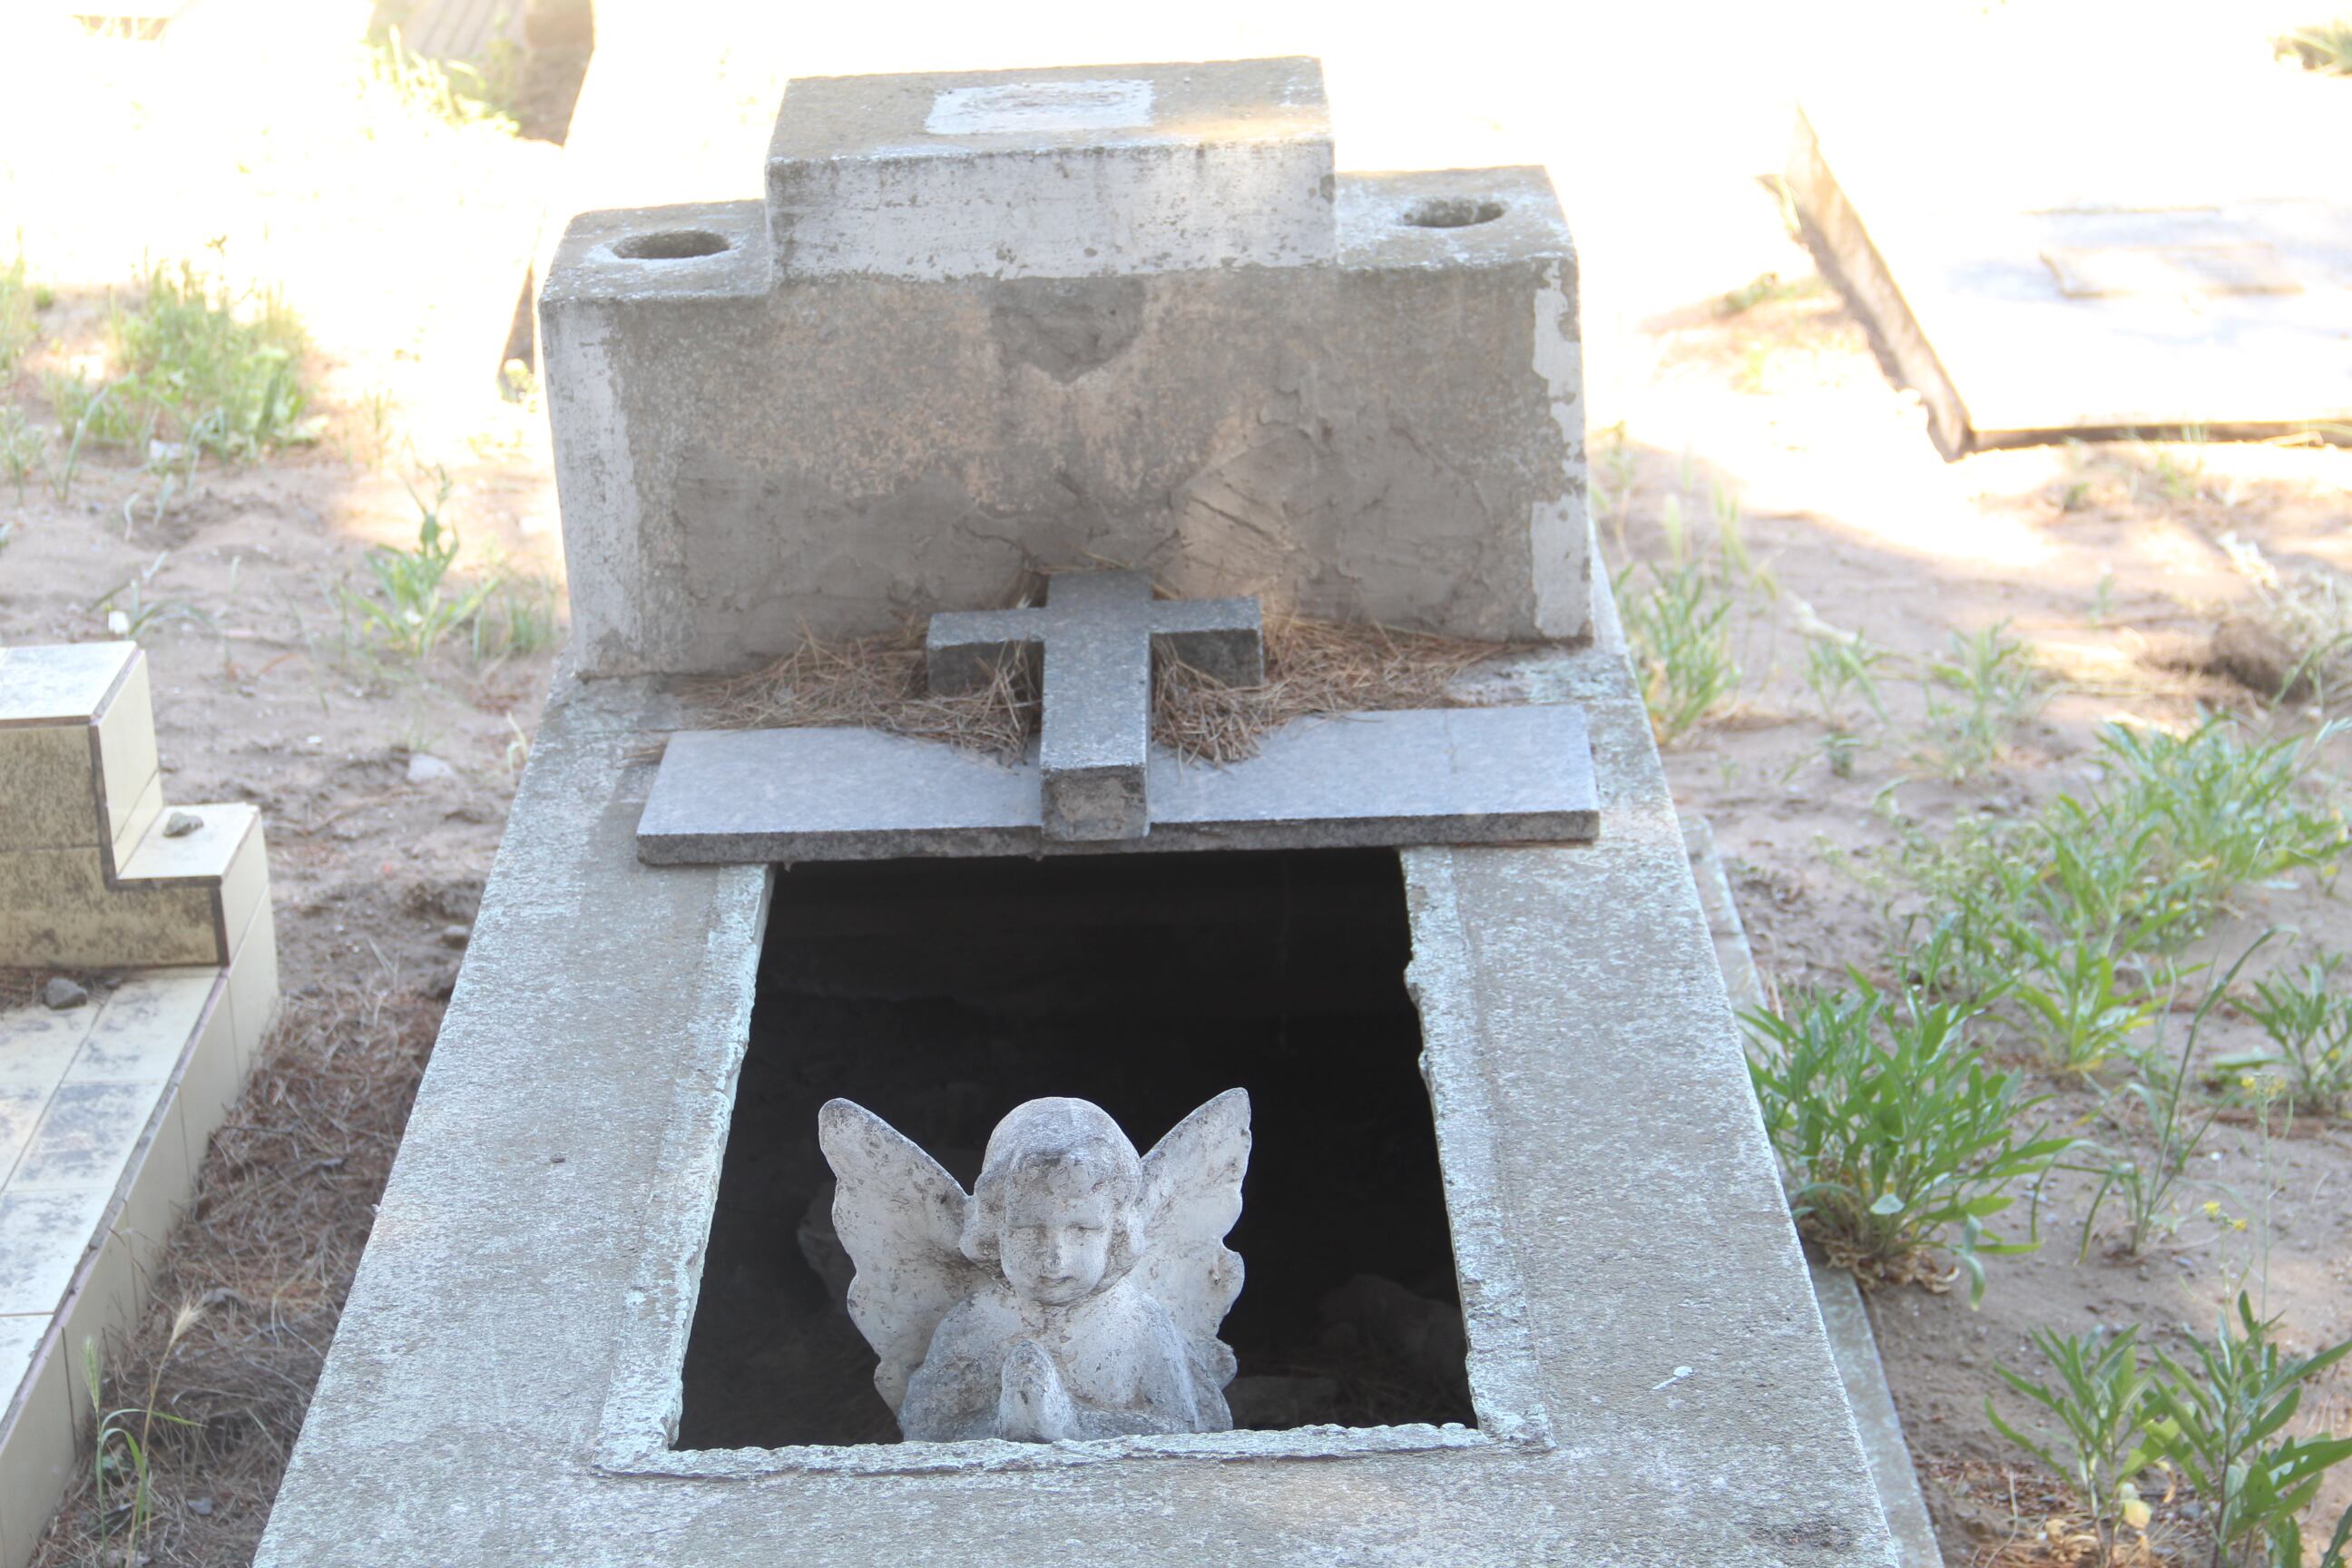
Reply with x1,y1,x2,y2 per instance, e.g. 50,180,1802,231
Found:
691,611,1516,764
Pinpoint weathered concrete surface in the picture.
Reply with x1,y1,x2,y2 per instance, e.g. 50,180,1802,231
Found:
544,65,1591,676
252,631,1895,1566
633,705,1600,863
1684,818,1945,1568
767,59,1336,280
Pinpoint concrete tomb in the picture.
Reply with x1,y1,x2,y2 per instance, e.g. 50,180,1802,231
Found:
251,55,1900,1568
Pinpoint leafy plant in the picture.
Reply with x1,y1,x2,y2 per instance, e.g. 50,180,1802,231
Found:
1621,559,1740,746
0,249,37,376
96,551,212,640
2095,717,2348,923
0,406,41,501
1744,984,2069,1301
2144,1293,2352,1568
2280,17,2352,74
47,260,309,463
366,26,518,132
2075,936,2271,1258
2218,954,2352,1116
1987,1326,2161,1563
336,465,505,662
1919,620,2045,780
83,1307,201,1566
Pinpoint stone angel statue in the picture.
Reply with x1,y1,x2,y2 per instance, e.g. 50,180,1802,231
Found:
817,1091,1250,1443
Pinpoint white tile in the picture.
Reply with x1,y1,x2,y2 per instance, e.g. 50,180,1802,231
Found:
66,971,215,1085
106,767,162,877
0,1089,46,1187
57,1225,136,1423
8,1082,158,1193
0,1004,99,1093
226,898,279,1072
93,653,157,853
0,642,136,725
0,1307,75,1568
175,983,240,1170
108,1088,192,1280
0,1315,44,1404
0,1188,107,1315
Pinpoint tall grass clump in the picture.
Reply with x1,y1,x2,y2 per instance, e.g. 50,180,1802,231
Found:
338,467,561,666
45,260,308,462
1745,984,2070,1301
2218,953,2352,1116
1620,558,1740,745
0,250,38,376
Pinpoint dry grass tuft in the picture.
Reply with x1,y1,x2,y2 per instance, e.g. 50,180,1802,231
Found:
30,981,442,1568
693,612,1516,765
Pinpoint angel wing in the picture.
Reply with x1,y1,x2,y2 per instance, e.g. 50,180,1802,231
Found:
817,1098,988,1412
1132,1088,1252,1345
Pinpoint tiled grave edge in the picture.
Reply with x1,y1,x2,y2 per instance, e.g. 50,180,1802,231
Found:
0,924,279,1568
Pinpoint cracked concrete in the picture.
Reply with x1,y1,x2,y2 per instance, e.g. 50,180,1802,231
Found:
544,67,1591,675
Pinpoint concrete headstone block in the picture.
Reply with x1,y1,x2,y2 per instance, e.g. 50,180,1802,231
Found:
544,59,1591,676
767,58,1336,281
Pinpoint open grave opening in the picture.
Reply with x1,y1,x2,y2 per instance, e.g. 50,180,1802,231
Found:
677,847,1475,1450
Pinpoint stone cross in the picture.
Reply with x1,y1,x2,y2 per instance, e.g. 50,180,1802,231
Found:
926,572,1263,841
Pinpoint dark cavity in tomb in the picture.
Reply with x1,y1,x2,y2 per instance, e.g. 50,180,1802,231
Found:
676,847,1477,1449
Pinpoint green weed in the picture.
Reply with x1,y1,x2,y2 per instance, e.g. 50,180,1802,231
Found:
2280,18,2352,74
1987,1327,2161,1563
83,1306,201,1565
339,469,501,661
2074,937,2271,1258
1744,984,2069,1302
1715,270,1823,318
366,26,518,132
2217,954,2352,1116
1621,560,1740,746
1919,621,2045,780
47,260,309,463
97,551,213,640
0,407,42,501
2094,717,2347,921
2144,1293,2352,1568
0,250,37,376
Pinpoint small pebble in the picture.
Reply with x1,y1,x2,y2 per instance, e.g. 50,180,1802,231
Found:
186,1496,215,1518
407,753,456,785
40,976,88,1010
440,924,472,948
162,810,201,838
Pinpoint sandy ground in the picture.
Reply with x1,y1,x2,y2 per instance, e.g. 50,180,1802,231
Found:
0,3,2347,1565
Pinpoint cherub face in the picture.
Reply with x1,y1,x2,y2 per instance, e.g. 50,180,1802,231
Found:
997,1166,1118,1308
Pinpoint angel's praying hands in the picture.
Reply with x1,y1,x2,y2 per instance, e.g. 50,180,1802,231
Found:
818,1091,1251,1443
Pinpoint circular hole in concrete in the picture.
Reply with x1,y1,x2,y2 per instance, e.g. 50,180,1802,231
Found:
1399,197,1505,230
612,229,730,260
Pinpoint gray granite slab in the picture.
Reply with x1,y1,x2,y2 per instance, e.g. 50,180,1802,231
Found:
926,572,1263,841
636,705,1598,864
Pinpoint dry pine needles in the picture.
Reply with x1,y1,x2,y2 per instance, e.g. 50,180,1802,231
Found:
691,612,1515,766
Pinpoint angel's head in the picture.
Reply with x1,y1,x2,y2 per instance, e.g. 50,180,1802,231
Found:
961,1098,1147,1307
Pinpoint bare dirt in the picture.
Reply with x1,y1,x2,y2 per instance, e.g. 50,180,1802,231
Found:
1622,279,2352,1565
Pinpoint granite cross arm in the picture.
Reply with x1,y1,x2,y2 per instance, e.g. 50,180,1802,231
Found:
926,571,1263,841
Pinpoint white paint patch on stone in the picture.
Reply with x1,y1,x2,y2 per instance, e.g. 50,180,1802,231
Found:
923,80,1153,138
1530,260,1592,643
